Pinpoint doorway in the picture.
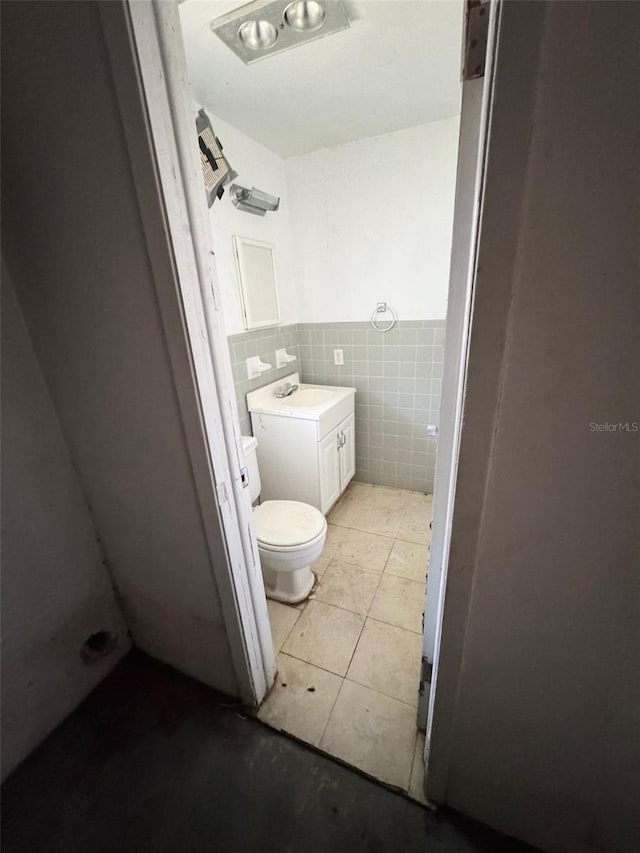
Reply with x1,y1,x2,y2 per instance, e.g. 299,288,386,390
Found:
119,0,492,804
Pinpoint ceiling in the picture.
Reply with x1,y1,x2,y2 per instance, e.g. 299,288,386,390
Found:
179,0,464,157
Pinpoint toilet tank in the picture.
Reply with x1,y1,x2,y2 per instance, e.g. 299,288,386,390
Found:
241,435,261,503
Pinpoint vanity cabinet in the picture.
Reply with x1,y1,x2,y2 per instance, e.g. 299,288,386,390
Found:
318,413,355,512
248,380,356,515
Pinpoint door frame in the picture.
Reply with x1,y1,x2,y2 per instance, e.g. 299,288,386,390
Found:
424,0,550,801
101,0,501,774
99,0,276,705
421,0,500,783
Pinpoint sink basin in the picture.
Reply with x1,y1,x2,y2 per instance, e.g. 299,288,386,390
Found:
286,388,334,407
246,373,355,437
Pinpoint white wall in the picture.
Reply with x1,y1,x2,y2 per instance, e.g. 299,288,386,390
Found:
203,111,297,335
286,117,460,323
201,111,460,335
1,264,130,781
428,3,640,852
2,1,238,697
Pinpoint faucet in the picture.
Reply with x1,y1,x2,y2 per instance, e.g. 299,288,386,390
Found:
274,382,299,398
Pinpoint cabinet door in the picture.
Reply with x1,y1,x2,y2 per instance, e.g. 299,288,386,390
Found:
339,413,356,492
318,429,341,514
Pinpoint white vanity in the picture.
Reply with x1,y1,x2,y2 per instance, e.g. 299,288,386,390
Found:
247,373,355,514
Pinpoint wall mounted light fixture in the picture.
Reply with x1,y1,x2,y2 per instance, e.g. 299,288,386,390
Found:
210,0,350,65
230,184,280,216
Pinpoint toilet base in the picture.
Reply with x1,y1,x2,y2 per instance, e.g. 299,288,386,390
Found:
263,564,315,605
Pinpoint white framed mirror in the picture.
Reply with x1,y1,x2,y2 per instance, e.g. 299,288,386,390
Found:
232,235,280,330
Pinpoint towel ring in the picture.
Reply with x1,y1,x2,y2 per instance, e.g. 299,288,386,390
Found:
370,302,398,333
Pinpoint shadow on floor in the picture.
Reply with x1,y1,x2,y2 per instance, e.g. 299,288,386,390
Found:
1,651,536,853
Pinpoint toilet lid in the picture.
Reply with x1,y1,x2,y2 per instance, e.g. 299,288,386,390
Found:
254,500,326,548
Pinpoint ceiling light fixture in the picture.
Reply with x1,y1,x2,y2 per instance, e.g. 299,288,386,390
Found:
210,0,349,65
284,1,325,33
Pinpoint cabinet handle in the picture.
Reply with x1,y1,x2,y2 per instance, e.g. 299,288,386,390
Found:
340,431,346,448
337,433,342,450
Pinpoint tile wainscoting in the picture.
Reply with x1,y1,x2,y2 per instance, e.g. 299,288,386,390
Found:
227,321,444,493
298,321,443,494
228,324,300,435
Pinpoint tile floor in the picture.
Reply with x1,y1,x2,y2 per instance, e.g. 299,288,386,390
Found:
258,482,432,803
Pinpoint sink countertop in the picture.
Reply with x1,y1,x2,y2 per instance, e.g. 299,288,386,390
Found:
246,373,355,422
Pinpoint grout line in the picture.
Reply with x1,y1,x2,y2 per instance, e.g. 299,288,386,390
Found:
339,503,423,707
342,603,368,680
273,603,303,654
318,517,418,750
364,613,423,637
317,672,346,748
342,671,420,712
277,649,345,681
336,508,406,676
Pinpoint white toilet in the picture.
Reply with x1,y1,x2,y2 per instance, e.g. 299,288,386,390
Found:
242,435,327,604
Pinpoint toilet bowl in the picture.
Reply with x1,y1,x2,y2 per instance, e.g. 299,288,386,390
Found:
242,436,327,604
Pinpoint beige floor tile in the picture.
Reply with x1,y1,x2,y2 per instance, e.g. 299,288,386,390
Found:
267,599,300,653
327,492,367,528
344,482,374,499
384,539,429,584
315,560,380,615
320,680,417,790
321,523,348,559
311,555,331,577
282,600,365,676
258,654,342,747
408,731,428,803
369,574,425,634
334,528,394,573
365,486,411,512
347,618,422,707
351,504,402,538
408,491,433,509
397,506,432,546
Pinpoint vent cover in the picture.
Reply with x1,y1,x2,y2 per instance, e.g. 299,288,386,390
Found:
195,109,237,207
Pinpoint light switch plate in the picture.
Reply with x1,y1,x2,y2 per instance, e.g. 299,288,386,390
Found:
334,349,344,366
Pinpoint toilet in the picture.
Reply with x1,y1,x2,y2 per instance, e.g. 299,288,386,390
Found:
242,435,327,604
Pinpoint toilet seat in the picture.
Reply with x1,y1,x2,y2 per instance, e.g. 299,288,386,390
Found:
258,528,326,555
254,500,326,549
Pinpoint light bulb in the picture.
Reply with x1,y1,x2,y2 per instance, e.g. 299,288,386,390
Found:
238,19,279,50
284,1,325,33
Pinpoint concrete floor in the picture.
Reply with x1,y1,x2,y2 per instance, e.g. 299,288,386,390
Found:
1,651,535,853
